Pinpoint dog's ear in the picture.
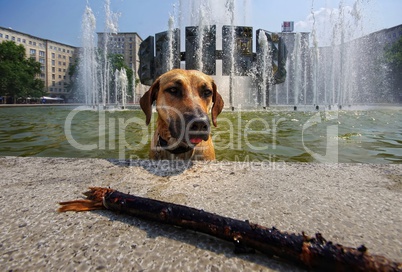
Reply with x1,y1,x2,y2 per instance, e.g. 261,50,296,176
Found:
211,82,224,127
140,79,159,125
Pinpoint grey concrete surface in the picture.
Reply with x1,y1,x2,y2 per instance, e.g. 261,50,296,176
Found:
0,156,401,271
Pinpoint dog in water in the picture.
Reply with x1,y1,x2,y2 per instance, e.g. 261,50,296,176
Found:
140,69,224,160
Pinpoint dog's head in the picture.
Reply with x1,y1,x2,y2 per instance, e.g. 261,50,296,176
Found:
140,69,224,148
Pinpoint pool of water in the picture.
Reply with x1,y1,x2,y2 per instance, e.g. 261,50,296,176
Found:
0,105,401,163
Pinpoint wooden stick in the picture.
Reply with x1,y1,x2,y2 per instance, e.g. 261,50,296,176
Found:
59,187,402,272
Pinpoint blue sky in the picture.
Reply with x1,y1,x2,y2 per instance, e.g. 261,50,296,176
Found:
0,0,401,47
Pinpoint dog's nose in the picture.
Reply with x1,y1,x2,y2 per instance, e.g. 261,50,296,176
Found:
190,119,209,132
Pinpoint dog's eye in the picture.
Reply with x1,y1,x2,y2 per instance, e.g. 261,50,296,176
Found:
202,89,213,98
166,88,179,95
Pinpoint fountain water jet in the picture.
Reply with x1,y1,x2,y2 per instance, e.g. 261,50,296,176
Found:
78,6,98,107
114,68,128,109
78,0,127,109
256,31,274,109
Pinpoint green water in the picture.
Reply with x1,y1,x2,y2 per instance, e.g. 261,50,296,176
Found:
0,106,401,163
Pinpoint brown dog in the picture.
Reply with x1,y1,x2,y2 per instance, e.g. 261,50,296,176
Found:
140,69,224,160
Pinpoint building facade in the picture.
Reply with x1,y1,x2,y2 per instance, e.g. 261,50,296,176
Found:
0,26,78,101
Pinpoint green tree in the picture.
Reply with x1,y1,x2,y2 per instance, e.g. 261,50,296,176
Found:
66,57,80,102
0,40,45,103
384,36,402,102
385,36,402,68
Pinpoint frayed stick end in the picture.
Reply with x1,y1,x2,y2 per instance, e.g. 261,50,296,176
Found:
58,187,115,212
58,199,105,212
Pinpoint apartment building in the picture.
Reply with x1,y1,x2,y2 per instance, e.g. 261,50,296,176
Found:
46,41,77,98
0,26,78,100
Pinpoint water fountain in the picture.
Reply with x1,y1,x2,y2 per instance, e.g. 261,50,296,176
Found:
138,0,398,109
138,0,289,110
273,0,398,108
77,0,127,109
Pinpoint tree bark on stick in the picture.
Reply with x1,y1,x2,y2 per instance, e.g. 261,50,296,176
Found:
59,187,402,272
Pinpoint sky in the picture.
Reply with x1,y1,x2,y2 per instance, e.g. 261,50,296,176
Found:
0,0,401,47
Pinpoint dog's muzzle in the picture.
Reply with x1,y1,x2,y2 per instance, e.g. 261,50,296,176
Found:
186,116,210,144
162,113,211,154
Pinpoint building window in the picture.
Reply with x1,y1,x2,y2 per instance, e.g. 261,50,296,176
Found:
52,60,55,65
17,38,21,42
39,51,45,57
0,33,3,38
5,35,9,39
52,67,55,72
59,75,62,79
52,74,55,79
30,49,36,55
22,39,26,43
12,36,15,41
52,53,55,58
52,81,56,86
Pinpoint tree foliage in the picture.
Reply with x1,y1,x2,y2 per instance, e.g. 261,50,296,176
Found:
385,36,402,68
384,35,402,102
66,57,80,101
0,41,45,102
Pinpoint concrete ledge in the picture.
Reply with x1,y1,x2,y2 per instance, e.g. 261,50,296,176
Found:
0,156,401,271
